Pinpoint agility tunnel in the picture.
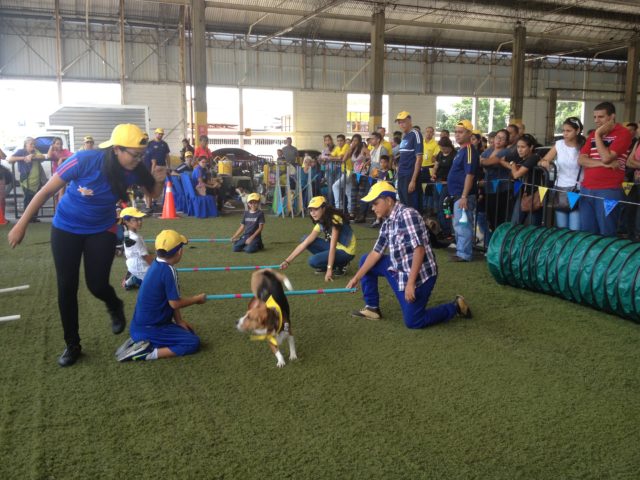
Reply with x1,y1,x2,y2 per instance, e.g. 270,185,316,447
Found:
487,223,640,321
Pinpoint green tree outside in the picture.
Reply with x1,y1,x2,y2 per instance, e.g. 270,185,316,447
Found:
436,97,511,133
555,101,583,133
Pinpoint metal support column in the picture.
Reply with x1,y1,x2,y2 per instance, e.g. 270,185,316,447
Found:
191,0,208,139
369,7,384,131
545,89,557,144
624,39,640,122
119,0,126,104
54,0,63,103
178,6,187,138
510,24,526,122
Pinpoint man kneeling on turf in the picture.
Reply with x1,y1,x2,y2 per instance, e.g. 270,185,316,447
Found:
346,182,472,328
116,229,206,361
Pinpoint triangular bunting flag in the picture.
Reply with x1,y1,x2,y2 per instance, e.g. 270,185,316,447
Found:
604,199,618,216
538,186,548,201
567,191,580,209
435,182,443,194
622,182,634,196
491,179,499,193
356,173,361,183
513,180,523,195
369,176,374,185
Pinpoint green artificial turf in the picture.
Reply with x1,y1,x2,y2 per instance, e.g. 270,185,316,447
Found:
1,215,640,479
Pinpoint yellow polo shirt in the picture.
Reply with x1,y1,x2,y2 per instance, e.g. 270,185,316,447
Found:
331,144,351,172
422,138,440,167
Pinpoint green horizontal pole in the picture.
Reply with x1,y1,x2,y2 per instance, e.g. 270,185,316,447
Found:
206,288,356,300
177,265,281,272
145,238,232,244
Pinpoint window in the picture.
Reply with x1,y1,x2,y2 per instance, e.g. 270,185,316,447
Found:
436,96,510,135
61,82,120,105
346,93,389,134
243,89,293,132
555,101,584,134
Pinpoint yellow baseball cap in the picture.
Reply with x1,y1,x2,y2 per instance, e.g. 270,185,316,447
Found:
308,196,327,209
154,128,164,134
155,229,188,253
99,124,148,149
83,135,94,142
395,111,411,121
247,193,261,203
456,119,474,132
185,151,193,157
471,129,481,135
119,207,145,219
361,181,397,203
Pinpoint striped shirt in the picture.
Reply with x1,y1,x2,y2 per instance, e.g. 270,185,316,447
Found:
580,123,632,189
373,202,437,291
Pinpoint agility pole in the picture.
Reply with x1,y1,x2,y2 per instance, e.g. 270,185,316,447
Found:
0,315,20,323
0,285,29,294
145,238,232,244
206,288,356,300
177,265,281,272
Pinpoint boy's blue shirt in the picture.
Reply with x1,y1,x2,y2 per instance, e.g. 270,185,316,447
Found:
132,258,180,328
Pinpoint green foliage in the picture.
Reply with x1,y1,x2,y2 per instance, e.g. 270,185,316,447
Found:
555,101,584,133
437,97,511,134
1,216,640,479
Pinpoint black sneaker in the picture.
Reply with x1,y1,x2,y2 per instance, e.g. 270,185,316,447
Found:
58,344,82,367
109,300,126,334
314,268,326,274
333,265,346,276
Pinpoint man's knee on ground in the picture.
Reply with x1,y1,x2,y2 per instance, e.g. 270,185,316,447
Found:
175,333,200,356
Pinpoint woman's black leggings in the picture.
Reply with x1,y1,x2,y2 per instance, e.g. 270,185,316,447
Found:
51,226,121,347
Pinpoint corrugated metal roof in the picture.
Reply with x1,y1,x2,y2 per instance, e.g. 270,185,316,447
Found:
2,0,640,60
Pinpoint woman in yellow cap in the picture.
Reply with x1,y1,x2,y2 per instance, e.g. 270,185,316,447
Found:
8,124,166,367
280,195,356,281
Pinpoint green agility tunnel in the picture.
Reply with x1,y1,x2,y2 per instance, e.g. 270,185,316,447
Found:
487,223,640,321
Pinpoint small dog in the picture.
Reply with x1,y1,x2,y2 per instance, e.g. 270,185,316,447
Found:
236,269,297,368
236,187,250,210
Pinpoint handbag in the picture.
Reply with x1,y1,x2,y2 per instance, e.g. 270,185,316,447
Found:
552,167,581,213
520,190,542,213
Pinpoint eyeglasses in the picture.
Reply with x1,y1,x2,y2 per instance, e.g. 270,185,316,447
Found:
125,149,143,159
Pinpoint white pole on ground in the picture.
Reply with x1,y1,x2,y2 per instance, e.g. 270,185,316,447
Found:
0,285,30,294
0,315,20,322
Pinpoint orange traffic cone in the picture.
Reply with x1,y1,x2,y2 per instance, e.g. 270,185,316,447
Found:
160,180,179,219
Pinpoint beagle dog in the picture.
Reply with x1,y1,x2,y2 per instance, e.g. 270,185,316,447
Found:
236,269,297,368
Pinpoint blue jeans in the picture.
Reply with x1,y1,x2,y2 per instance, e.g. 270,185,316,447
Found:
453,195,476,261
555,209,580,230
397,174,419,210
579,187,623,237
233,236,263,253
358,254,457,329
304,236,354,269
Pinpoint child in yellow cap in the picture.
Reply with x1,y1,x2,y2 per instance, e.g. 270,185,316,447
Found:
116,229,206,362
231,192,265,253
119,207,153,289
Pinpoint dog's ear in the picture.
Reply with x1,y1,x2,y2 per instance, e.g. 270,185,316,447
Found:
248,297,261,310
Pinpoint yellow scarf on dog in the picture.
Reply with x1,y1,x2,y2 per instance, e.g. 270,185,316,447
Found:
250,296,283,347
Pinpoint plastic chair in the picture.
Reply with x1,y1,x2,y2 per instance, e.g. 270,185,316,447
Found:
169,175,187,213
180,173,218,218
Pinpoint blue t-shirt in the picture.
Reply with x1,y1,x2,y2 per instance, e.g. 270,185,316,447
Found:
446,144,480,197
131,259,180,328
54,150,139,234
481,147,510,183
398,129,424,177
241,210,265,239
143,140,170,168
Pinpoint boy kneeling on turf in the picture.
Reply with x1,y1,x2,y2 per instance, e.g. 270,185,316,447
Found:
116,229,206,362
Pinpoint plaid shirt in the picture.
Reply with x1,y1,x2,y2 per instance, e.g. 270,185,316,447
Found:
373,203,437,291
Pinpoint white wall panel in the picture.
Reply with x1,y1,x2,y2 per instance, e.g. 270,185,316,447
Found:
388,95,437,134
293,90,346,149
124,83,184,149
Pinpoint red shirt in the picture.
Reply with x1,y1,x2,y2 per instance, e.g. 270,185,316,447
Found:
194,146,212,160
580,123,631,189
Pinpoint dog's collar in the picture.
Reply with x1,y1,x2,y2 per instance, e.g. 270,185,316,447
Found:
250,295,283,347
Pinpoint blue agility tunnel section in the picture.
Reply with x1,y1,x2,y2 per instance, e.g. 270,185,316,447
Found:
487,223,640,322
